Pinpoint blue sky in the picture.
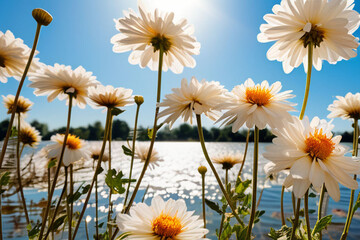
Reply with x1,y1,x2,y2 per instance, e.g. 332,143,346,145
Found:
1,0,359,133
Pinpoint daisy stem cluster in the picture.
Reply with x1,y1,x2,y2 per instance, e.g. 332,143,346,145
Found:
39,94,74,240
299,43,313,120
16,115,30,225
246,126,259,240
123,102,141,210
237,129,250,180
196,114,243,225
219,169,230,238
72,107,112,239
0,22,43,169
124,47,164,214
341,118,359,240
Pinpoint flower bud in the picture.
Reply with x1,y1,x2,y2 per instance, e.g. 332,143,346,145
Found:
198,165,207,175
32,8,53,26
134,95,144,105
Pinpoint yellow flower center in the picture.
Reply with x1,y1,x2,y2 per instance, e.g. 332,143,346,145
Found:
245,86,273,106
152,213,182,238
305,129,335,160
0,55,5,68
66,134,82,150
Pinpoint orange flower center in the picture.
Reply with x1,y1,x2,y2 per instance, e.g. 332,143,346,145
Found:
66,134,82,150
152,213,182,237
245,86,273,106
305,129,335,160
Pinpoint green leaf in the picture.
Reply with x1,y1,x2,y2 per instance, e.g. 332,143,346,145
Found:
353,198,360,213
47,158,57,168
122,145,133,156
205,199,222,215
312,215,332,236
96,166,104,175
309,192,317,198
82,184,91,194
49,214,67,231
147,128,153,140
267,225,292,240
10,127,18,137
67,183,90,204
111,107,125,116
105,169,135,195
235,179,251,195
98,222,105,228
0,172,11,194
28,223,41,239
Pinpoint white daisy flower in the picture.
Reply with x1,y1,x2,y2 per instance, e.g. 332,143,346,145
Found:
2,94,33,114
111,1,200,74
0,30,41,83
89,143,109,162
217,78,295,132
18,122,41,147
133,142,162,170
263,116,360,201
212,153,243,170
88,84,134,109
328,92,360,120
258,0,360,73
158,77,227,128
29,63,99,108
45,133,91,167
116,196,209,240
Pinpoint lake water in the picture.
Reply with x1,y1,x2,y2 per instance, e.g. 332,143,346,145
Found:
2,141,360,239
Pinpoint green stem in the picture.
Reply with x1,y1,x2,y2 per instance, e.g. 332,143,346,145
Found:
85,221,89,240
219,169,229,239
124,47,164,215
65,172,71,240
72,108,112,239
290,198,301,240
341,118,359,240
237,129,250,180
0,23,42,170
304,190,312,240
39,95,73,239
299,43,313,120
123,103,141,209
201,173,206,230
16,115,30,225
107,115,113,239
281,186,285,226
44,167,68,239
246,126,259,240
292,192,296,216
196,114,242,225
95,172,99,239
312,184,325,238
69,164,73,240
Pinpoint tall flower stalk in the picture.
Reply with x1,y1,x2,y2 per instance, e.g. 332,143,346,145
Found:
299,43,313,120
196,114,242,224
246,126,259,240
15,115,30,225
0,9,52,169
123,97,142,209
124,48,164,214
197,165,207,234
341,118,359,240
38,94,73,239
72,108,112,239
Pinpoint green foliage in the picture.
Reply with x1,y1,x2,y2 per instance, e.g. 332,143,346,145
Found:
111,107,125,116
47,158,57,168
147,128,153,140
27,222,41,239
67,183,91,204
105,169,134,194
122,145,133,156
49,214,67,231
0,171,10,194
312,215,332,237
10,126,17,137
205,199,223,214
309,192,317,198
268,225,292,239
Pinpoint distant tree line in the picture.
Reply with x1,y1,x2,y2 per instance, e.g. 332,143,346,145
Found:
0,119,357,142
